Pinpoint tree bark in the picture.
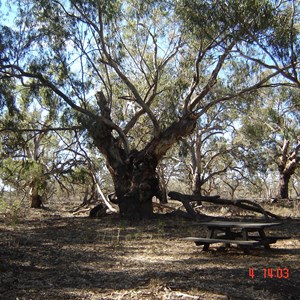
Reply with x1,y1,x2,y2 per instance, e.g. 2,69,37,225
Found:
30,194,43,208
157,165,168,204
168,191,279,219
278,174,290,199
84,108,198,219
29,180,43,208
113,151,162,219
192,171,203,206
192,172,202,196
277,139,300,199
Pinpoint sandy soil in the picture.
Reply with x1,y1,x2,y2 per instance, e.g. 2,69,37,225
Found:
0,207,299,300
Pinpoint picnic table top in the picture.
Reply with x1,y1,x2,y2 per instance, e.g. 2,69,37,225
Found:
198,220,282,229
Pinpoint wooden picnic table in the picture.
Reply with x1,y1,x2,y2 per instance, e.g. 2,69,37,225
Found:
185,220,289,254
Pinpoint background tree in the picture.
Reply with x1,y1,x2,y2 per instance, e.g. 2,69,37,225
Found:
179,102,236,196
234,87,300,199
0,103,89,208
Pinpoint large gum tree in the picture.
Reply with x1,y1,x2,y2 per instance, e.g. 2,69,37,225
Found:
1,0,299,219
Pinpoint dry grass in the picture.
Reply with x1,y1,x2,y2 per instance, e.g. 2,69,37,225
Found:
0,200,299,300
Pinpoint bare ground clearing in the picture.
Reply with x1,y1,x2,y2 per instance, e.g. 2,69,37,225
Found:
0,206,299,300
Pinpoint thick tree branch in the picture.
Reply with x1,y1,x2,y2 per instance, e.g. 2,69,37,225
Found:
0,64,129,154
145,113,198,159
187,41,236,112
96,8,160,137
0,126,83,133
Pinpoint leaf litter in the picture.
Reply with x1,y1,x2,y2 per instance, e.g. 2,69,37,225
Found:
0,208,299,300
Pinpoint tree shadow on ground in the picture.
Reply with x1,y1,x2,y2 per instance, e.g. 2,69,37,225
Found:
0,215,299,300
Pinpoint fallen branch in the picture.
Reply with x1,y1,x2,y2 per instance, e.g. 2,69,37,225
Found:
153,202,177,212
72,208,90,215
168,191,279,219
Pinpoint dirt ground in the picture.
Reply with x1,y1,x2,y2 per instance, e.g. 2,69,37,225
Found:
0,204,299,300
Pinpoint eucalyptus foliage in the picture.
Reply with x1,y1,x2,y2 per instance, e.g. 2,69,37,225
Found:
0,0,299,213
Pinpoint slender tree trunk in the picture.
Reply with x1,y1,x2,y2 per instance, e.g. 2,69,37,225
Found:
190,134,204,198
278,174,290,199
29,181,43,208
157,165,168,204
277,139,299,199
159,184,168,204
192,172,202,196
30,194,43,208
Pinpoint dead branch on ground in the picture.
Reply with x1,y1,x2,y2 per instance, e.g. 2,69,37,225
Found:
168,191,280,219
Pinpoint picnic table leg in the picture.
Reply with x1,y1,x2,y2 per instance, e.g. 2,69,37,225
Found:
202,242,210,251
241,229,251,254
203,228,215,251
206,227,215,238
241,245,250,254
242,229,248,240
258,229,271,250
224,228,232,248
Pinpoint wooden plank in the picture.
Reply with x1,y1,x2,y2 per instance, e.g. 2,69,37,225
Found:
183,237,260,246
250,236,291,245
264,236,291,240
198,221,282,229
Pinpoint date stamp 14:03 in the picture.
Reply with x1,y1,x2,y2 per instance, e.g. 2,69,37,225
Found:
248,267,290,279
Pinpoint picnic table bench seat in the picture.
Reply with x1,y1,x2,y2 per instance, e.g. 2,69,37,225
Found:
249,235,292,244
257,235,291,240
184,237,260,247
216,232,291,242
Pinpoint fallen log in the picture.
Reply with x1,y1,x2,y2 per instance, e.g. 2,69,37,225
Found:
168,191,279,219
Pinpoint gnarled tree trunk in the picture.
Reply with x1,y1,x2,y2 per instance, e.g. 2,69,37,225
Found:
84,103,198,219
112,151,161,219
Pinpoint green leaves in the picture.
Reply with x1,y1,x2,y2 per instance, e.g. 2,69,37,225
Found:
268,3,300,62
0,0,299,202
176,0,274,42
